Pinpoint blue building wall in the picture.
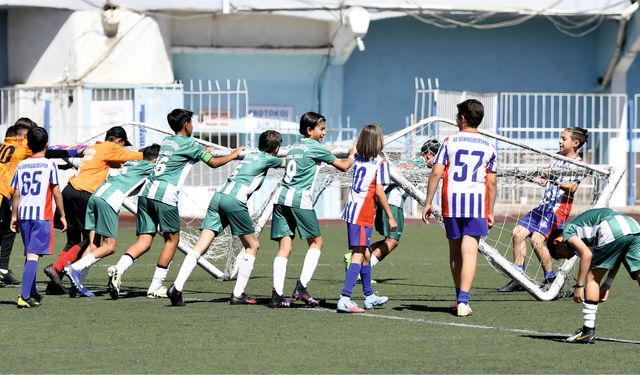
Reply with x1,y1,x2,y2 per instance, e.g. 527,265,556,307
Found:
343,16,620,132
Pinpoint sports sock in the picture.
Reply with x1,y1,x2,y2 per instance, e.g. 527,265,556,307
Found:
20,260,38,300
582,300,598,328
115,253,135,275
544,269,556,280
515,263,525,272
233,251,255,298
149,264,170,291
370,254,380,267
360,264,374,297
341,262,362,297
29,270,38,297
54,244,83,271
299,248,321,287
273,256,288,296
72,253,97,272
457,290,470,305
174,250,200,291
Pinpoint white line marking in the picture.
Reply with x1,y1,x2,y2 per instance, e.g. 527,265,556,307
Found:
305,307,640,344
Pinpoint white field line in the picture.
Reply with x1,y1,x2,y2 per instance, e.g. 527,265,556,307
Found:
306,307,640,345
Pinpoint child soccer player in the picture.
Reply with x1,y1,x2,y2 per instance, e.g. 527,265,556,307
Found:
368,138,440,269
498,127,587,292
270,111,355,307
107,109,243,299
167,130,283,306
546,207,640,344
64,144,160,298
9,127,67,308
337,124,396,313
44,125,142,294
422,99,497,317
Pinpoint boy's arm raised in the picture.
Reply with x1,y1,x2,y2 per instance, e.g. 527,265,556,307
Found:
204,146,244,168
331,146,356,172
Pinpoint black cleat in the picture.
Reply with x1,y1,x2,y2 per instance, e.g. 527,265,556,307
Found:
566,326,596,344
30,291,43,305
497,280,525,292
230,293,257,305
167,284,185,306
45,280,68,295
269,289,292,308
43,264,66,294
292,279,319,307
0,270,19,286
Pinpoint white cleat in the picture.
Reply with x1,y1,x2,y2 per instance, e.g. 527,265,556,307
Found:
147,285,168,298
456,302,473,317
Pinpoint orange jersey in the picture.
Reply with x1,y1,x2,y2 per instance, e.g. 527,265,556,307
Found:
69,142,142,193
0,137,32,199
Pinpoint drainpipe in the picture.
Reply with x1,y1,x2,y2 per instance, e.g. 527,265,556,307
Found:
599,2,639,90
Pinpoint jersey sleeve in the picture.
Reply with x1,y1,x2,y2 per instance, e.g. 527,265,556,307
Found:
377,160,392,186
313,144,337,165
10,170,18,191
486,145,498,173
433,138,448,166
266,154,282,169
108,145,143,165
50,162,60,186
186,140,205,161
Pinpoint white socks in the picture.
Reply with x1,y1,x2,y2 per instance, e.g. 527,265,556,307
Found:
115,254,134,276
72,254,98,272
370,254,380,267
273,256,288,295
582,302,598,328
149,262,171,291
233,251,255,298
173,250,200,291
299,248,321,287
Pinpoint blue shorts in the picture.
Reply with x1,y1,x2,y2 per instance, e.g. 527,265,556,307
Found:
346,223,373,248
443,217,488,240
518,205,564,238
19,220,53,255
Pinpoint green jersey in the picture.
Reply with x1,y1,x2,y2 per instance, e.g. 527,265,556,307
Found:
218,151,281,204
563,208,640,250
386,156,428,207
93,160,155,212
277,138,337,209
142,135,206,206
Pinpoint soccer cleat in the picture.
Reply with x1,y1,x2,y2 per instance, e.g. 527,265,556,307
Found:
43,264,66,294
64,266,94,298
0,270,19,286
336,296,365,313
364,293,389,309
497,280,525,292
269,289,292,308
107,266,121,300
17,295,39,309
292,279,319,307
456,302,473,317
230,293,257,305
30,291,43,305
167,284,185,306
566,326,596,344
147,285,168,299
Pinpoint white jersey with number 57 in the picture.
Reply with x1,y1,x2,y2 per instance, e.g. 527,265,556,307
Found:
434,130,497,219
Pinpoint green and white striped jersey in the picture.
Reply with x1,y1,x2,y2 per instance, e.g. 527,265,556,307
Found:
563,208,640,249
93,160,155,212
142,135,205,206
386,156,428,207
276,138,337,209
218,151,281,204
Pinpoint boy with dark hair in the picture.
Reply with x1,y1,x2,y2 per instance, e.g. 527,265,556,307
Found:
10,127,67,308
167,130,283,306
44,125,142,294
546,207,640,344
422,99,498,317
269,111,355,307
108,108,243,299
65,144,161,298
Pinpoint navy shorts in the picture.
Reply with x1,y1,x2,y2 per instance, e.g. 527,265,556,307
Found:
443,217,488,240
346,222,373,248
19,220,54,255
518,205,564,238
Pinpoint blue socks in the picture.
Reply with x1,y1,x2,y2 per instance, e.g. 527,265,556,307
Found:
361,264,373,297
341,263,362,297
544,269,556,280
21,260,38,300
457,290,470,305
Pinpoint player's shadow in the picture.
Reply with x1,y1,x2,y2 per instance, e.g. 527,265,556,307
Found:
392,304,453,314
0,300,17,305
521,334,570,343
